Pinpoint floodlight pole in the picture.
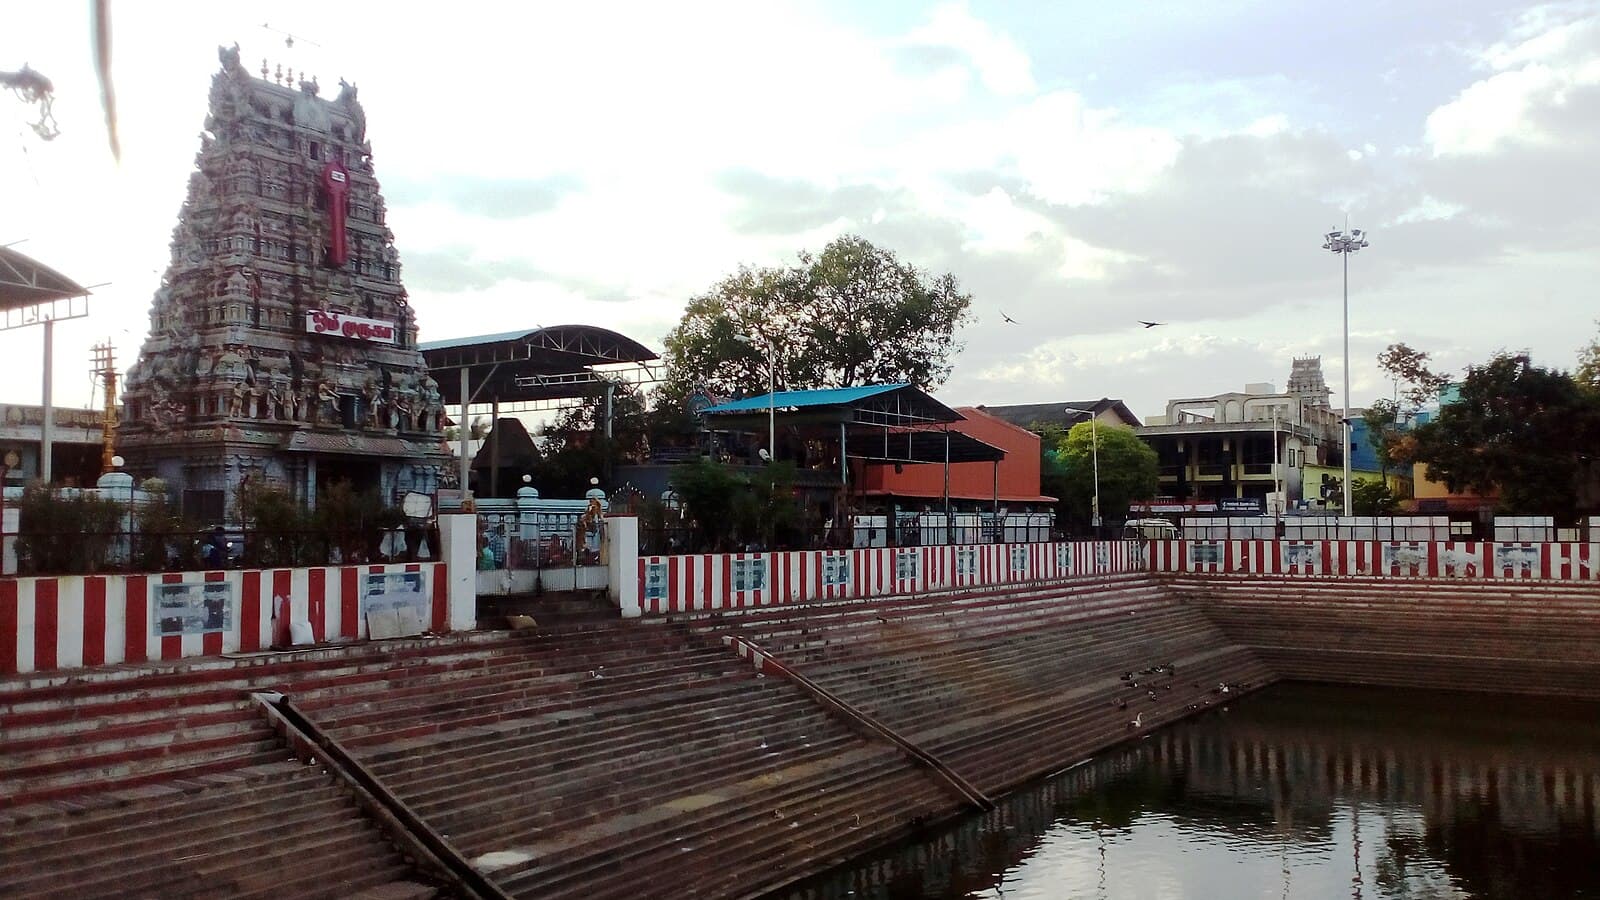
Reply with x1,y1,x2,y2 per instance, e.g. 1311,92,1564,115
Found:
1322,226,1369,516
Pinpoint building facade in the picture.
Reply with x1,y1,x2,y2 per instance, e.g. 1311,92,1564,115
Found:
118,46,450,522
1135,358,1346,507
856,406,1054,512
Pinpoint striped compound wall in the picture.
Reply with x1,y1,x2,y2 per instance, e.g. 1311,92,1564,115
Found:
1146,539,1600,580
632,541,1138,615
0,562,448,676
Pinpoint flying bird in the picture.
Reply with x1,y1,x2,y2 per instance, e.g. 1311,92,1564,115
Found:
1138,321,1166,329
1000,311,1019,325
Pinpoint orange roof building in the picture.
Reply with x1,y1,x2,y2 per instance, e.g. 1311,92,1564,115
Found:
856,406,1054,508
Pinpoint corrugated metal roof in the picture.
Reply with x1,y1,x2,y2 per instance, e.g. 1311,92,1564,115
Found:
417,329,535,351
702,384,907,414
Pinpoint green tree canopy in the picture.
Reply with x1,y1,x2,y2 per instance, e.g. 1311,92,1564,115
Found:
1410,353,1600,519
660,235,973,401
1056,422,1159,531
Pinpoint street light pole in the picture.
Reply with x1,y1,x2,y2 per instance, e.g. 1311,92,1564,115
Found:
1322,226,1369,516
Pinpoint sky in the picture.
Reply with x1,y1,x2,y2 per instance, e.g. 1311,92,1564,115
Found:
5,1,1599,421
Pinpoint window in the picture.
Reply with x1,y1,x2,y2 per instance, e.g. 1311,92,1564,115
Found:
1288,448,1299,468
309,141,321,160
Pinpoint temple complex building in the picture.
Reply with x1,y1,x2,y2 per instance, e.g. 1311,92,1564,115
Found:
119,45,451,522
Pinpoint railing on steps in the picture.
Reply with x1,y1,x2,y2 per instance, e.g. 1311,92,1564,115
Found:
251,691,513,900
720,634,994,813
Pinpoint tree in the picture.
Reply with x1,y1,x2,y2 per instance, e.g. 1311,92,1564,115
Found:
1351,478,1398,515
1578,320,1600,394
1410,353,1600,519
528,381,651,494
1377,342,1450,410
1031,421,1074,524
1056,423,1159,533
668,457,803,551
660,235,973,400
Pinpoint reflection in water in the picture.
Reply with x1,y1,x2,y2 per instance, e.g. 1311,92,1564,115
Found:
780,684,1600,900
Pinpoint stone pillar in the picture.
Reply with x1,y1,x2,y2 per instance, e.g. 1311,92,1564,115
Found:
606,515,641,618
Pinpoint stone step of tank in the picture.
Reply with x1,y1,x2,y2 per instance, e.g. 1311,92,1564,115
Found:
439,717,864,858
392,682,846,834
748,585,1171,660
785,605,1223,721
1,705,271,771
841,627,1257,755
0,760,429,900
0,631,525,709
321,663,755,751
358,670,789,776
379,687,824,812
695,574,1162,645
0,730,287,810
0,760,321,856
1,780,364,892
523,755,951,900
493,742,945,899
299,643,737,735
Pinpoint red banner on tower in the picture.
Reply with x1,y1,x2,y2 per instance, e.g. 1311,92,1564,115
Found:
321,160,350,266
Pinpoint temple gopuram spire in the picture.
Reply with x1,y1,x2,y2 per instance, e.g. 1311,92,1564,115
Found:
120,44,450,520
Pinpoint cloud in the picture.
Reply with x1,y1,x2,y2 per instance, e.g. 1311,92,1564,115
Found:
1426,8,1600,156
385,174,582,219
897,1,1036,97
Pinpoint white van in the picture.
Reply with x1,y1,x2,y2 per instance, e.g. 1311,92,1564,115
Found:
1121,518,1179,541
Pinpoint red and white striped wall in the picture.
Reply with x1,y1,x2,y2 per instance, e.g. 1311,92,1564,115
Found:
1145,539,1600,581
0,562,448,676
633,541,1136,615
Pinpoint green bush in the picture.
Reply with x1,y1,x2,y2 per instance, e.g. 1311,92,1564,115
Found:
15,484,125,574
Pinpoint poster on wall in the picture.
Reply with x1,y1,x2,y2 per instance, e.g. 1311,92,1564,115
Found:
1282,542,1321,571
363,571,429,640
1094,543,1110,571
643,561,668,602
956,548,978,577
1189,542,1222,566
152,581,234,637
1010,546,1028,573
1495,544,1539,576
823,554,850,586
1056,544,1073,573
895,549,920,581
1382,543,1428,575
732,558,767,592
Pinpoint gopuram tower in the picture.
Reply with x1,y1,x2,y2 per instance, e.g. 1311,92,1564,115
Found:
120,45,451,522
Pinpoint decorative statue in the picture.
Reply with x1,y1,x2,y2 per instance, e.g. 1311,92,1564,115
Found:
317,380,340,423
391,393,414,432
229,380,249,418
264,381,282,420
364,377,384,428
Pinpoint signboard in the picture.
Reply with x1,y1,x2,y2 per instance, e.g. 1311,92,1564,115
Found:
362,572,429,639
1216,497,1267,514
305,310,397,344
152,581,233,637
1129,501,1218,514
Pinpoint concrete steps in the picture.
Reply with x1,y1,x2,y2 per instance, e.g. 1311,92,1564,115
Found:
0,760,439,900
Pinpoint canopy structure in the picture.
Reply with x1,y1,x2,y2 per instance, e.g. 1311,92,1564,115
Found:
420,324,661,495
0,244,93,483
702,383,1009,521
